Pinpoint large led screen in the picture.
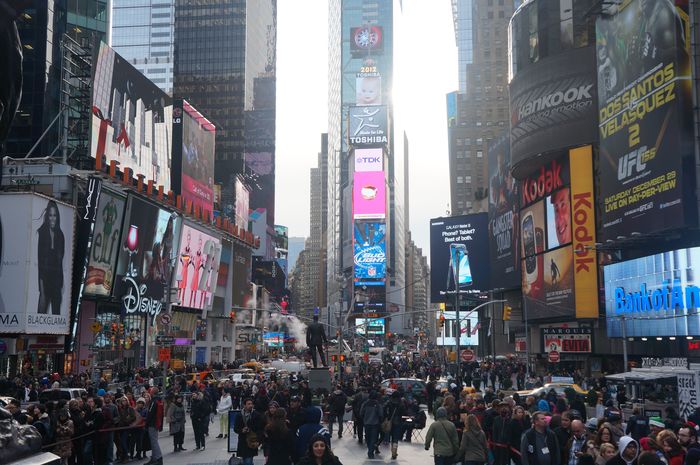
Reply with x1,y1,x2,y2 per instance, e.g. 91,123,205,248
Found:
430,213,490,302
353,171,386,219
596,0,694,240
113,195,181,321
84,191,126,296
605,247,700,337
356,318,385,335
91,42,173,190
348,106,388,147
0,194,75,334
172,223,222,312
354,148,383,172
488,134,520,288
354,222,386,280
172,99,215,219
234,178,250,231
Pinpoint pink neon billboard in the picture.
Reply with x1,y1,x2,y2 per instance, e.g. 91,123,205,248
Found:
353,171,386,219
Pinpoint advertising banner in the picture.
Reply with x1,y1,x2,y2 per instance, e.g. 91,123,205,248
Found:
113,195,181,322
353,171,386,219
541,327,592,353
350,26,384,57
435,311,479,347
84,191,126,296
0,194,75,334
430,213,490,302
91,42,173,190
488,134,520,289
356,75,382,106
232,242,252,308
349,106,388,147
509,46,598,174
172,223,222,312
596,0,693,239
605,247,700,337
354,284,386,314
234,177,250,232
172,99,215,219
354,148,383,172
274,225,288,251
520,151,596,320
356,318,385,335
354,222,386,280
678,372,700,419
569,146,599,318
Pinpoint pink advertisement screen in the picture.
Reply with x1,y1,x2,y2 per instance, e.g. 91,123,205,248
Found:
353,171,386,219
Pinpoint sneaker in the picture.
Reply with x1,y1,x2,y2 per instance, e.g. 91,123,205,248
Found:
217,434,223,438
368,453,375,459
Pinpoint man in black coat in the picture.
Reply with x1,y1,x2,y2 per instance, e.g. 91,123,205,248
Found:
306,315,328,368
234,398,263,465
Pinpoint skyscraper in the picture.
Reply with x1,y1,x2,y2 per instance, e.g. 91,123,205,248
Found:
448,0,515,216
111,0,175,94
327,0,407,337
174,0,276,235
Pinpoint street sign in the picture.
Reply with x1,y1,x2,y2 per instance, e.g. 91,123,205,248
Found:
158,348,171,362
155,336,175,346
90,322,102,334
159,313,172,325
548,350,560,363
461,349,475,362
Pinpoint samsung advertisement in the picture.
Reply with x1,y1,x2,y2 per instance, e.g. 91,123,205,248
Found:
430,213,490,302
605,247,700,337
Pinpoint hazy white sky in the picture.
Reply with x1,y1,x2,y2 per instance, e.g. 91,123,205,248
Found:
275,0,457,254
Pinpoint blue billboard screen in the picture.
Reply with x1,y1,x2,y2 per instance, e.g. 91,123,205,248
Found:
605,247,700,337
354,222,386,280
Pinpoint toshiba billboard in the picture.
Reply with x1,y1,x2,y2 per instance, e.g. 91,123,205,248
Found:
509,46,598,177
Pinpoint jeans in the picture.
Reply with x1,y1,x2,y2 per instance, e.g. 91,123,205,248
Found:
365,424,379,457
193,418,206,448
83,439,94,465
354,417,364,442
147,427,162,460
328,413,344,436
119,431,129,459
434,455,450,465
242,458,254,465
105,431,114,463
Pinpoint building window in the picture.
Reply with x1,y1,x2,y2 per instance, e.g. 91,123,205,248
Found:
457,176,464,184
476,138,483,145
477,151,483,158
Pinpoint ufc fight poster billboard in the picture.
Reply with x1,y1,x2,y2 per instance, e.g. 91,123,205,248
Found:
596,0,694,239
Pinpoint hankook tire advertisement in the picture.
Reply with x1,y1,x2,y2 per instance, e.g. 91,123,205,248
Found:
509,46,598,176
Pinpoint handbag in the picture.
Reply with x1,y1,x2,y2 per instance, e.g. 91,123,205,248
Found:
382,405,397,433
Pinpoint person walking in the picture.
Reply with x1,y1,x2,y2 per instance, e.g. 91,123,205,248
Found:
521,411,561,465
385,390,407,459
191,391,211,451
328,385,348,439
360,390,384,459
424,407,460,465
297,434,344,465
352,387,368,444
264,408,295,465
144,389,163,465
458,414,489,465
234,397,263,465
168,394,186,452
217,390,232,438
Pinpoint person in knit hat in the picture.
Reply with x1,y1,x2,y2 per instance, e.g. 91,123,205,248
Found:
649,418,665,440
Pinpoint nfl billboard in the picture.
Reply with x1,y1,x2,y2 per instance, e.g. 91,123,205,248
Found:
354,222,386,280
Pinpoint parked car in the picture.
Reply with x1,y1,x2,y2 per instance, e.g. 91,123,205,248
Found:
516,383,587,398
38,388,87,407
380,378,428,405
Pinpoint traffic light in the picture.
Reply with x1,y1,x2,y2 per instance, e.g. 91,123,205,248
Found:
331,355,338,362
339,354,345,362
229,311,236,323
503,305,512,321
439,313,446,328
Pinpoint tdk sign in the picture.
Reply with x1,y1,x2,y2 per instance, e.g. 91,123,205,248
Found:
614,279,700,314
354,148,383,172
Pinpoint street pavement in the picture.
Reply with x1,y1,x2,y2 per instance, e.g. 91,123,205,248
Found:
154,412,436,465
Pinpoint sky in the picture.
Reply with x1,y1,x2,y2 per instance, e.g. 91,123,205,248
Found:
275,0,457,255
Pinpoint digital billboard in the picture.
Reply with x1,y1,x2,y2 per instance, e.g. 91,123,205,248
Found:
274,225,288,251
604,247,700,337
520,149,599,320
354,284,386,313
349,106,388,147
354,222,386,280
542,326,592,353
356,318,385,335
509,45,598,176
435,311,479,347
354,148,383,172
350,26,384,57
172,223,222,312
0,194,76,334
234,177,250,232
91,42,173,190
171,99,215,219
596,0,694,239
430,213,490,302
232,242,252,308
84,190,126,296
488,134,520,289
353,171,386,219
113,195,181,322
356,76,382,106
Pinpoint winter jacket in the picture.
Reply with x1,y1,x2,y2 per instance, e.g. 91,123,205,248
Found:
425,418,460,458
234,408,263,458
458,428,489,463
384,398,406,426
329,390,348,416
217,394,233,414
169,402,186,434
605,436,639,465
296,407,331,459
53,419,74,458
360,399,383,426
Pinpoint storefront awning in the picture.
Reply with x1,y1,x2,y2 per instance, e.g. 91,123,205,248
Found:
605,369,683,383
